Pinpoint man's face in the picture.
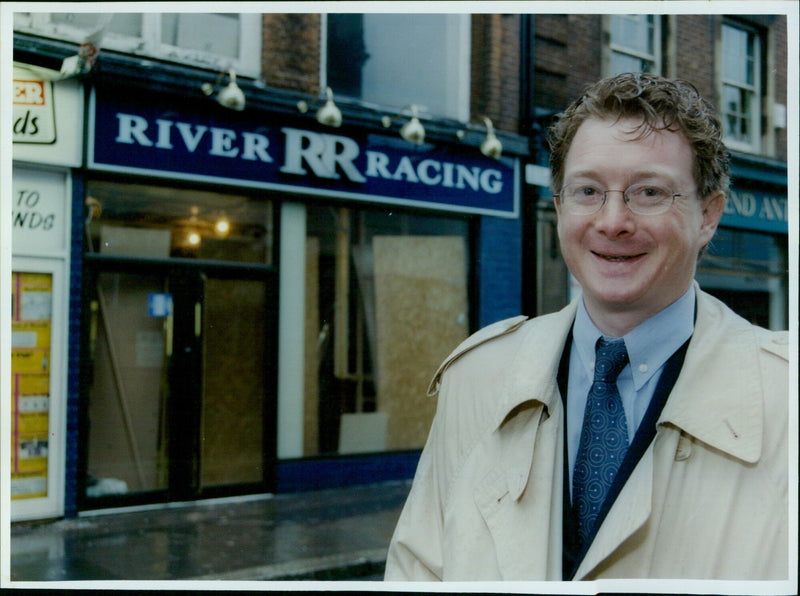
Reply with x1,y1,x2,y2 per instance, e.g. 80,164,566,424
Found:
555,117,725,334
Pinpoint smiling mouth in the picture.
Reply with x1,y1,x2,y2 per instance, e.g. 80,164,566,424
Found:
592,251,644,262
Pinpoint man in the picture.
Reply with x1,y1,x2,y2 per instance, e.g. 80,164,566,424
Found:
384,73,789,581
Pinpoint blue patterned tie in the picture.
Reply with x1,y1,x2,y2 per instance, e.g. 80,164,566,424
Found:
572,337,630,546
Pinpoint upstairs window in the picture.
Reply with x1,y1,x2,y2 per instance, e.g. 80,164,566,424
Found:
326,13,470,120
608,14,661,75
13,12,262,77
721,22,761,151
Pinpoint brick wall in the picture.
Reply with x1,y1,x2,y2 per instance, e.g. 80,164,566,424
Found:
261,13,320,92
471,14,521,132
770,15,788,162
674,15,717,103
533,14,602,112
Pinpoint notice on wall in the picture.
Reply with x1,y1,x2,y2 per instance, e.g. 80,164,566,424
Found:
12,166,69,256
11,272,54,500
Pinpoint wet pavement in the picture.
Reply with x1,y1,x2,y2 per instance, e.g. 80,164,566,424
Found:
9,480,410,583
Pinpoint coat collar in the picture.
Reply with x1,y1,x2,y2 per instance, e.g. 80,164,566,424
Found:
491,300,578,431
491,286,765,463
657,286,764,463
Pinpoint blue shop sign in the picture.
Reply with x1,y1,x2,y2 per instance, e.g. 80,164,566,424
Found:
721,187,788,234
88,88,518,218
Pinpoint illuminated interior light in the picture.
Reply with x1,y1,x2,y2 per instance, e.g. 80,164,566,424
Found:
215,218,231,236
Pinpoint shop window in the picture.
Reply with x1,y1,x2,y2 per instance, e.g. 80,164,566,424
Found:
304,205,471,455
720,22,762,151
13,12,262,76
608,14,661,75
326,13,470,120
84,181,273,265
697,227,787,330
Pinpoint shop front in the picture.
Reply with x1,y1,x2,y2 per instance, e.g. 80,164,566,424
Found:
10,64,83,521
696,154,789,330
73,81,521,511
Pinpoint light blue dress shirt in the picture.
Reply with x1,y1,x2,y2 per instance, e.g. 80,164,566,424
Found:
566,285,696,494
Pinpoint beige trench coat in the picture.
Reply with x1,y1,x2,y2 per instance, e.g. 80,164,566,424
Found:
384,287,789,581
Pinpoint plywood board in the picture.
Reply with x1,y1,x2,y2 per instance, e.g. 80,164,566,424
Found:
200,278,266,487
339,412,388,454
373,236,469,450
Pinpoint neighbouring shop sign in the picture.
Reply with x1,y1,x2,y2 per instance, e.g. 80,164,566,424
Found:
721,187,789,234
88,87,518,218
12,65,84,167
13,76,56,144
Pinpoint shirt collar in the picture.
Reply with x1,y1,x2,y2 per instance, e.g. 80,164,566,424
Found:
573,285,696,389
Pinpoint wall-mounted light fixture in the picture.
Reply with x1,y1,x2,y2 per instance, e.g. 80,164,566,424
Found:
202,70,245,111
297,87,343,127
479,117,503,159
457,116,503,159
382,104,426,145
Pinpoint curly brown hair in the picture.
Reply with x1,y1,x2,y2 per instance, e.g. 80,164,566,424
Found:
547,72,730,199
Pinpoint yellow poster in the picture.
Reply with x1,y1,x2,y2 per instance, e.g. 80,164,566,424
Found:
11,271,53,500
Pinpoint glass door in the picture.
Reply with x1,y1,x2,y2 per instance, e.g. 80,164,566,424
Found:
81,263,276,507
79,179,277,509
84,269,172,499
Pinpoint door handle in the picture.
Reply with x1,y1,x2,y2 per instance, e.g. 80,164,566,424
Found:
89,300,99,358
195,302,202,338
165,312,173,357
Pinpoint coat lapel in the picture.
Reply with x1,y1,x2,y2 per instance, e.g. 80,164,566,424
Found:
575,288,766,578
657,290,763,463
573,447,656,579
473,302,577,579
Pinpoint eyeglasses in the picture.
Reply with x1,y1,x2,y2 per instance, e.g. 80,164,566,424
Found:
556,183,694,216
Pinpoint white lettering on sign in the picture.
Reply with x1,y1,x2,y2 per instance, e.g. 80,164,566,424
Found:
280,128,366,182
281,127,504,194
758,196,787,222
725,190,758,217
114,113,274,162
110,115,505,196
725,189,788,223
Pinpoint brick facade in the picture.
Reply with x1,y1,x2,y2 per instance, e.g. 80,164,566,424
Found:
530,13,787,161
261,13,321,92
674,15,718,103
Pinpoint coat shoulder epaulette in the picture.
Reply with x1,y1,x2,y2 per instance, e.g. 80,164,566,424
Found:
757,327,789,361
427,315,529,397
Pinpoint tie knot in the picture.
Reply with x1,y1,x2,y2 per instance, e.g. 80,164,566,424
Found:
594,338,629,383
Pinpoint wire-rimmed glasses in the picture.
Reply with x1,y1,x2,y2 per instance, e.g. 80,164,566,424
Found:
555,183,694,216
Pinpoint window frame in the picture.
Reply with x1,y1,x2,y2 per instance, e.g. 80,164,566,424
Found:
321,13,471,121
13,12,262,77
719,20,763,153
606,14,662,76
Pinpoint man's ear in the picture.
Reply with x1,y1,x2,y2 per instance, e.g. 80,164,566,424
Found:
700,191,726,241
